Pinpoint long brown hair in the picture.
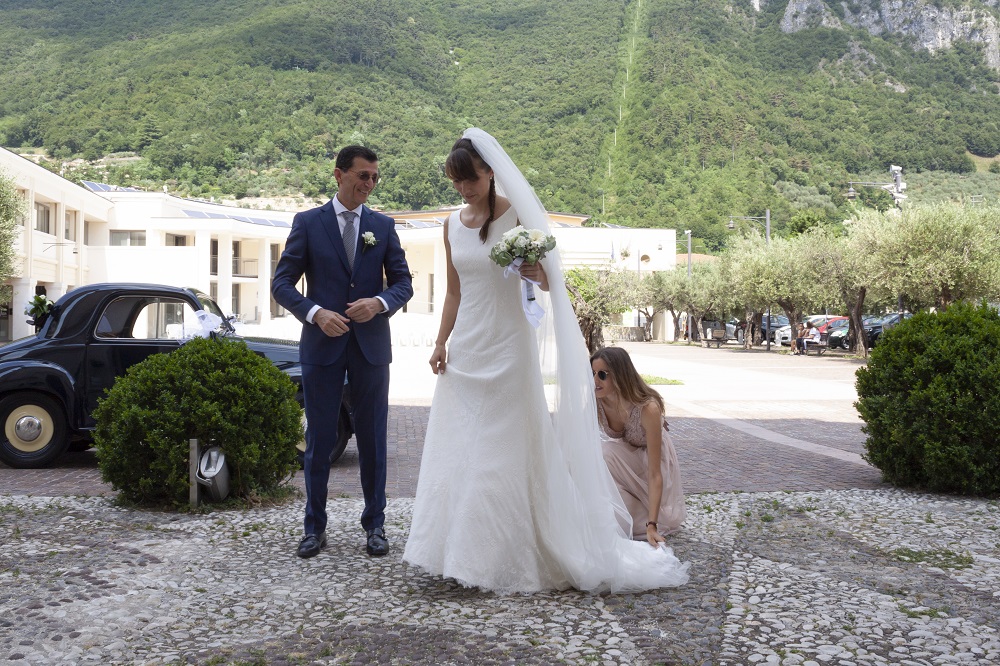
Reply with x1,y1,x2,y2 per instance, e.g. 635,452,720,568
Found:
445,137,496,243
590,347,665,416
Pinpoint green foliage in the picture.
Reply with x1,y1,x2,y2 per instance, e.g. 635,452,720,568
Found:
565,267,638,351
0,169,26,303
847,203,1000,310
93,337,302,507
1,0,999,251
856,302,1000,495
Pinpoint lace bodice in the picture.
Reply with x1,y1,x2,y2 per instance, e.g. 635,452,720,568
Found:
597,399,668,448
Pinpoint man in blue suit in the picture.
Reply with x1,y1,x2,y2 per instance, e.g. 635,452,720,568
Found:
272,145,413,558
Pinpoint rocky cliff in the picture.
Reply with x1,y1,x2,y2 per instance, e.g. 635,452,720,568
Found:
775,0,1000,69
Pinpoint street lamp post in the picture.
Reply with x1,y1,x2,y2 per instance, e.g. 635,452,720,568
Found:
728,210,772,350
685,230,692,343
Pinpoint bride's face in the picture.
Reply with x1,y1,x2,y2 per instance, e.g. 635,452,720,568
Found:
592,359,615,399
450,162,493,205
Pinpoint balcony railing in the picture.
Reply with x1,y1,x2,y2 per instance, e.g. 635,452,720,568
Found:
233,258,258,277
210,256,259,277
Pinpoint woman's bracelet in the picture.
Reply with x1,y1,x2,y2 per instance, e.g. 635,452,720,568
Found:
645,521,658,529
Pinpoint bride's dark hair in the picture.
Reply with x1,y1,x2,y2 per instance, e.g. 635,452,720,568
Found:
445,138,496,243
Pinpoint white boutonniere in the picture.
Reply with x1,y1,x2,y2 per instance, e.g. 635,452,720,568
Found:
362,231,377,252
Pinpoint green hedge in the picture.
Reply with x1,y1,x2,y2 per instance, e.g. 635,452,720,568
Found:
93,337,302,507
856,302,1000,495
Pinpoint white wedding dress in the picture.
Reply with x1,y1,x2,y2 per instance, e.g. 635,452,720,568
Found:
403,208,690,594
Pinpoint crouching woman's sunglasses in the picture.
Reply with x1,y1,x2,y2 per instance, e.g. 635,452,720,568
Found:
593,369,609,381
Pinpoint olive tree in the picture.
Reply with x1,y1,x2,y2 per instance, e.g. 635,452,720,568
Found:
808,227,873,355
851,204,1000,312
644,268,690,341
684,260,735,341
0,170,25,303
565,267,635,352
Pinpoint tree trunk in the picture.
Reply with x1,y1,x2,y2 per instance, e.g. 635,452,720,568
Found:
640,307,655,342
668,309,681,342
743,308,755,349
848,286,868,358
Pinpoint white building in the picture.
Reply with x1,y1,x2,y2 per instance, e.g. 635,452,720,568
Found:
1,147,678,343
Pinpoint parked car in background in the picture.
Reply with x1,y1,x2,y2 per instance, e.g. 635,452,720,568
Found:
865,312,913,347
760,314,789,343
816,316,848,334
825,318,851,349
776,315,847,346
827,316,879,350
0,283,353,469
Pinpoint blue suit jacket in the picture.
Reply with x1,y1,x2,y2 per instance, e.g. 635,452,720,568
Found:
271,199,413,366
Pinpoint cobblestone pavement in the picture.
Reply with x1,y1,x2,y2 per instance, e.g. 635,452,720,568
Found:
3,343,998,665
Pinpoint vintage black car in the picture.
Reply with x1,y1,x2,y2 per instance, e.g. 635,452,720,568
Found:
0,283,352,469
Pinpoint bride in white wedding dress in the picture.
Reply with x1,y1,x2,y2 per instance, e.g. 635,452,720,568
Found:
402,129,689,594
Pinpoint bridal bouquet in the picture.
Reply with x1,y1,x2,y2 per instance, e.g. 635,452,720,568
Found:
489,227,556,269
489,227,556,328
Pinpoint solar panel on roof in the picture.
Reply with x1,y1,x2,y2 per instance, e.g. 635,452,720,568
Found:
183,210,209,218
230,216,252,223
249,217,272,225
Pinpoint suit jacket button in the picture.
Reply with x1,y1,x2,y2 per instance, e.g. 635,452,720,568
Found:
350,283,355,288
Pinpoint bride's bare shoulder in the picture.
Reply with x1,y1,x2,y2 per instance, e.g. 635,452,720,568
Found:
494,197,513,218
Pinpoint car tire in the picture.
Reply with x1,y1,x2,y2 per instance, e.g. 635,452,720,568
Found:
0,393,70,469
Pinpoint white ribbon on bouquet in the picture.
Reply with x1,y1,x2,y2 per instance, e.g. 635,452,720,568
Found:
503,257,546,328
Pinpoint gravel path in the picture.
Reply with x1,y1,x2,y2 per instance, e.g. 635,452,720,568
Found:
2,489,998,665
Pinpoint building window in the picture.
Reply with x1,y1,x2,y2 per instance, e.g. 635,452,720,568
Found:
232,284,241,318
34,203,52,234
65,211,77,241
166,234,188,246
210,239,219,275
110,231,146,246
84,220,91,245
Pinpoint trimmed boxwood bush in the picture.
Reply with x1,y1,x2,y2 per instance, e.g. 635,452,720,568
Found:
856,302,1000,495
93,336,302,506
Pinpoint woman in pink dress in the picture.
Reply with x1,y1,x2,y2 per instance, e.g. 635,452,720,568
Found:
591,347,686,547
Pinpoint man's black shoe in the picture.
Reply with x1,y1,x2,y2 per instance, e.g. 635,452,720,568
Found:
366,527,389,557
297,532,327,559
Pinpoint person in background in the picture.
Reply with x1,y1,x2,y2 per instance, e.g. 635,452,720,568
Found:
794,322,807,355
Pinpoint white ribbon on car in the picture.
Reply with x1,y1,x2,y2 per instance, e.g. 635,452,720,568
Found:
180,310,224,341
503,257,545,329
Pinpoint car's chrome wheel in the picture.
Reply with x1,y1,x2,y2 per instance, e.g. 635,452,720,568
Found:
0,393,70,468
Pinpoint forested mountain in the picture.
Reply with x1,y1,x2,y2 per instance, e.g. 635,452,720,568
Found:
1,0,998,248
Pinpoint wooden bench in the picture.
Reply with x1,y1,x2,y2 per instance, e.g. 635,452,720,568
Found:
802,332,829,355
702,327,727,348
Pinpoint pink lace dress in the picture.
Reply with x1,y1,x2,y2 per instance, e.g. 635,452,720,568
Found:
597,399,686,539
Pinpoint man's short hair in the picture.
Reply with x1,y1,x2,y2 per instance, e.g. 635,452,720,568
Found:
336,145,379,171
